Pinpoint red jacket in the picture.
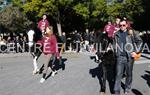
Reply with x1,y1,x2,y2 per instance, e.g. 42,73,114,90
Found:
37,35,59,56
37,19,49,32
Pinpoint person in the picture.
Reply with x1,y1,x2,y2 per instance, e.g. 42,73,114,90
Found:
72,30,77,51
104,21,115,43
60,32,66,54
123,17,133,29
14,35,22,53
0,36,7,53
22,36,28,52
113,20,143,95
88,31,95,52
83,29,90,51
38,14,50,35
114,17,121,33
7,36,12,43
61,32,66,43
0,36,4,44
39,26,59,83
74,32,82,53
6,36,14,53
89,31,95,46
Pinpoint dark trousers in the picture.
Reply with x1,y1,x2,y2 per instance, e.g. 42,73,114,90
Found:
76,42,80,52
114,56,134,94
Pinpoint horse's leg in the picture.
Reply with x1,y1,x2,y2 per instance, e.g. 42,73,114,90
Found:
32,55,38,75
95,53,99,62
49,54,57,76
101,63,107,93
29,46,38,75
32,50,42,75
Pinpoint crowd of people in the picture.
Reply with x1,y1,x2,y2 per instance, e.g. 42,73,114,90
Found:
0,34,28,53
0,15,141,55
64,16,143,95
66,17,124,53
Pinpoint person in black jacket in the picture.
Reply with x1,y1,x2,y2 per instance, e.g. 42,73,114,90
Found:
113,20,143,95
84,29,90,51
75,32,82,53
14,35,22,53
60,32,66,53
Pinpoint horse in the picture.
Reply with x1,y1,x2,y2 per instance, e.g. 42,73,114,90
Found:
27,27,43,75
94,32,116,95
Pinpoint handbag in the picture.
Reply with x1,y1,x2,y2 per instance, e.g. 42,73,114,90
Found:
134,53,141,61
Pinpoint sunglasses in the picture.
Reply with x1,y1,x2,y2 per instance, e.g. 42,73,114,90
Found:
120,24,126,27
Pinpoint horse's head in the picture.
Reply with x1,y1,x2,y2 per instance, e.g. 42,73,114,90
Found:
27,29,35,47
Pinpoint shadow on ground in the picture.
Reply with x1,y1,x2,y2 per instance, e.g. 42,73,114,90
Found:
141,54,150,59
89,50,116,94
141,70,150,88
39,57,67,79
132,89,143,95
89,63,115,94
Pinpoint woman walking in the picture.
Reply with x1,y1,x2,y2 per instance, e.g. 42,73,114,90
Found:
40,26,59,83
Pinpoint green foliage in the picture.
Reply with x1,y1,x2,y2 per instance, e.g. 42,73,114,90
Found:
19,0,74,20
91,0,106,17
12,0,23,8
90,0,144,22
11,0,144,31
0,5,31,33
73,3,90,19
23,0,43,17
123,0,144,19
58,0,73,7
0,0,3,3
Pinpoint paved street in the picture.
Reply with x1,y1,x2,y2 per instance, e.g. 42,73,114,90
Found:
0,52,150,95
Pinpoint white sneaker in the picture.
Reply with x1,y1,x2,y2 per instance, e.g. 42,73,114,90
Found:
40,78,45,83
100,92,106,95
32,69,39,75
51,71,57,77
48,67,51,71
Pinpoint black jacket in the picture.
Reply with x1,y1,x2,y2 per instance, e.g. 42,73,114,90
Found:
113,29,143,59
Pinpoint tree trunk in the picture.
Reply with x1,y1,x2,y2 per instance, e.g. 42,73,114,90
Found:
57,22,62,36
56,10,62,36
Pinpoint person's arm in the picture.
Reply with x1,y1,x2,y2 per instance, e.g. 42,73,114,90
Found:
133,31,143,53
130,30,143,58
52,35,60,58
45,20,50,27
51,35,57,50
112,32,118,53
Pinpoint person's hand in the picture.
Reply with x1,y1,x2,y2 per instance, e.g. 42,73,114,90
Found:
131,52,137,57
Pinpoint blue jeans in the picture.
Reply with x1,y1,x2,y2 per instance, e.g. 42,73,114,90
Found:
114,56,134,94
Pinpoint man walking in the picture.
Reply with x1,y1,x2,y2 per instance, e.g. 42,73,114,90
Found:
113,20,143,95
